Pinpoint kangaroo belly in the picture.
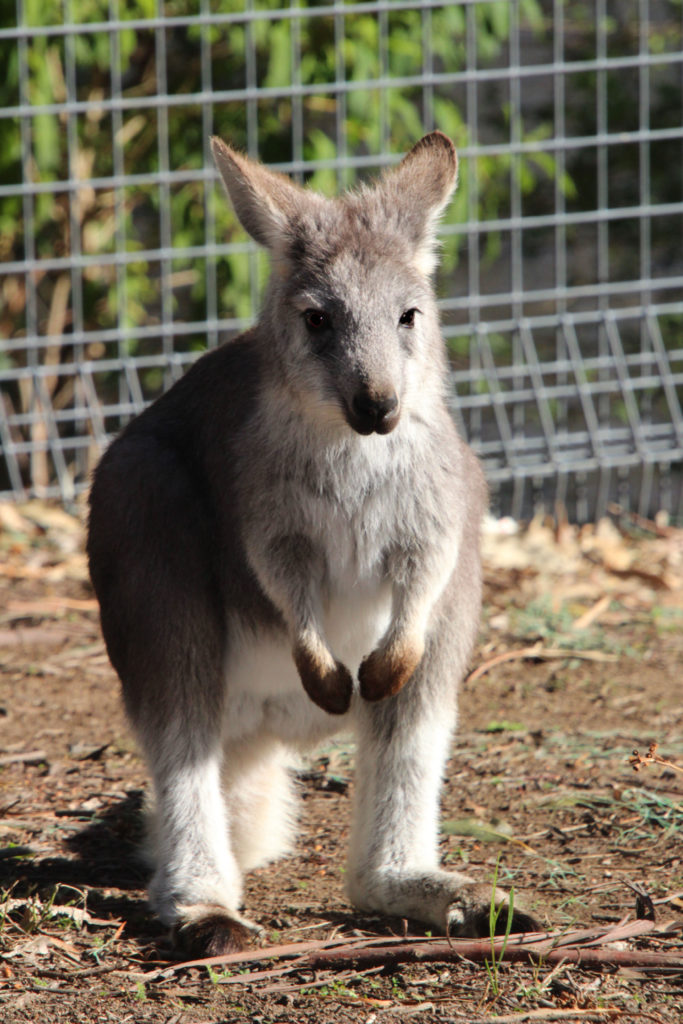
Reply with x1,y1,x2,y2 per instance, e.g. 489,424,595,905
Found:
324,577,392,668
224,577,392,744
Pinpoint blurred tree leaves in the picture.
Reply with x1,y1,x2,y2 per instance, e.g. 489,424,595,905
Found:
8,0,682,484
1,0,552,366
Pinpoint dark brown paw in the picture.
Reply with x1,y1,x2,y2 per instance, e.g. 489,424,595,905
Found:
294,645,353,715
358,639,422,702
463,904,541,938
448,887,541,938
175,905,260,958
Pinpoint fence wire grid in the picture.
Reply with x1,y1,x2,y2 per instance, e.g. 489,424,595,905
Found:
1,0,683,522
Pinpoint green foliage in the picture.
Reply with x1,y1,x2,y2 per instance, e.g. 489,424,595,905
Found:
512,596,616,652
484,855,515,998
1,0,554,379
2,2,682,501
205,964,234,984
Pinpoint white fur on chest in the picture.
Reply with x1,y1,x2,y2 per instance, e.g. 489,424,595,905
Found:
227,433,404,744
224,574,392,744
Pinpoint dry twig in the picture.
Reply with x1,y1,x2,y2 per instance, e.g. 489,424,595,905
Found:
629,742,683,775
131,919,682,985
467,645,617,684
485,1010,620,1023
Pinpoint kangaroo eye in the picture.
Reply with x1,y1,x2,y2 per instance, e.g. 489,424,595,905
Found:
399,308,420,328
304,309,331,332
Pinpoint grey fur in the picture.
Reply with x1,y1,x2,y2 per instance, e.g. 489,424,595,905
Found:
87,133,537,954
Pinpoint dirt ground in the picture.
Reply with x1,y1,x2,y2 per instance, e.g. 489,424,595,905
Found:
1,501,682,1023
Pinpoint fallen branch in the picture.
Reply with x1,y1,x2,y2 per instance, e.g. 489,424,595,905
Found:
0,896,117,929
6,597,99,617
466,644,617,684
0,750,48,766
0,626,69,648
485,1010,620,1024
297,938,683,974
571,595,612,632
135,919,682,985
140,933,416,981
272,918,682,974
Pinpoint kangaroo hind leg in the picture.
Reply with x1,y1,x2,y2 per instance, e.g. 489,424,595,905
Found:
223,738,299,873
89,440,259,955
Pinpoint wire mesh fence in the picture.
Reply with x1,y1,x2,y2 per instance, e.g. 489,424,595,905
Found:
1,0,682,521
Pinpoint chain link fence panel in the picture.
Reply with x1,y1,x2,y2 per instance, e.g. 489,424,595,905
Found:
1,1,682,521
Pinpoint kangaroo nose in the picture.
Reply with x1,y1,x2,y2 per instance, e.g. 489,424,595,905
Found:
350,389,400,435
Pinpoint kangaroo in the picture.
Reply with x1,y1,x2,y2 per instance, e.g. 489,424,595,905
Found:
87,131,537,956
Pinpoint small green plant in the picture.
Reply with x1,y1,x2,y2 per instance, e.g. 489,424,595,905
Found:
484,720,526,733
484,856,515,998
652,605,683,634
134,981,147,1001
513,597,589,646
206,964,234,984
312,978,357,999
443,845,470,867
514,956,563,1003
390,974,405,1000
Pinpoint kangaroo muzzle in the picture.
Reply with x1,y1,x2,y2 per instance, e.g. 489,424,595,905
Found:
345,387,400,436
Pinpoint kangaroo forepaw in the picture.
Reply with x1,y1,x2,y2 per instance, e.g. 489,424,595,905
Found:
174,904,263,958
358,638,423,702
447,886,541,938
293,644,353,715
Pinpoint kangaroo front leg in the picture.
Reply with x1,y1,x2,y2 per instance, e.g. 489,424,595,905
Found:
359,543,455,702
247,534,353,715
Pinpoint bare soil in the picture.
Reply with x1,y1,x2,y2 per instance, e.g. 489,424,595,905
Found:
1,502,682,1023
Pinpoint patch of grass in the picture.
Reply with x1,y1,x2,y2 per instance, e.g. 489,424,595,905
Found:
484,720,526,733
512,596,634,655
652,605,683,634
442,818,514,844
0,843,35,861
542,859,582,888
443,846,470,867
0,883,102,945
484,856,515,998
544,786,682,832
390,974,406,1000
206,964,234,984
513,597,589,643
312,978,359,999
616,787,683,837
515,958,570,1003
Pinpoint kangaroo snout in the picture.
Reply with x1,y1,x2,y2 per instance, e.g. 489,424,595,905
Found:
346,386,400,435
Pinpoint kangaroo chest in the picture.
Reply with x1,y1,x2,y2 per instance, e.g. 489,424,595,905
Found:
225,472,396,740
224,563,392,745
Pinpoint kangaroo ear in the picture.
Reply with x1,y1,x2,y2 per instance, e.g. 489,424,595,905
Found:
382,131,459,275
211,137,305,249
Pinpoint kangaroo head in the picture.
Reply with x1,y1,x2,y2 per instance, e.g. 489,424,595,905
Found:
211,133,458,437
